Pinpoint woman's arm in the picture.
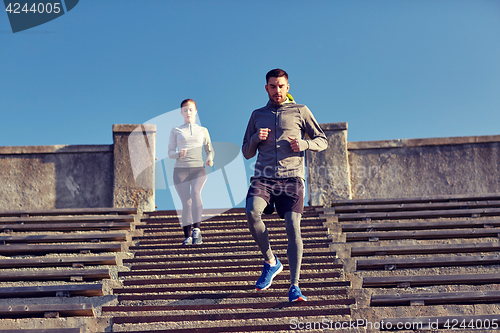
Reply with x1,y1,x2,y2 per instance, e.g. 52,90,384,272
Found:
203,127,214,167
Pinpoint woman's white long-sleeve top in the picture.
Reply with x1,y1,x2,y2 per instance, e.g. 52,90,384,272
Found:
168,123,214,168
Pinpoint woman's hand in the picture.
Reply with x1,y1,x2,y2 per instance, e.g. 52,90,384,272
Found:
206,159,213,167
179,148,187,157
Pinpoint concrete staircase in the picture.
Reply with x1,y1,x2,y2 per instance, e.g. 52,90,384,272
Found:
0,207,137,333
329,193,500,331
104,207,353,332
4,193,499,331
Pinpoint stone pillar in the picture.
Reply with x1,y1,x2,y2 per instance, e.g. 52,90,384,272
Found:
112,124,156,213
307,122,351,206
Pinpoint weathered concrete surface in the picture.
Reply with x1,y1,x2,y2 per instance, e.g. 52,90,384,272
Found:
0,145,113,210
0,317,112,333
1,123,499,211
308,122,352,206
112,124,156,213
0,124,156,212
348,136,500,200
307,126,500,205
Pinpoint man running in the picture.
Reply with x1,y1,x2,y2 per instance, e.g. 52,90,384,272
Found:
242,68,328,302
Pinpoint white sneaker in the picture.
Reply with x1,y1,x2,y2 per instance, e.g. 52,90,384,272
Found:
192,228,203,245
182,236,193,246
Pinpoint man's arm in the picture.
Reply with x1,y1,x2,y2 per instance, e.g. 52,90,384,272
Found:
300,106,328,152
242,113,270,159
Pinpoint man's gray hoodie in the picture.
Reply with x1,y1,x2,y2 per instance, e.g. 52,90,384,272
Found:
242,99,327,179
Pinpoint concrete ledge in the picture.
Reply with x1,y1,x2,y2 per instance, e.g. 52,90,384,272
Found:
0,145,113,155
348,134,500,150
320,122,348,131
113,124,156,133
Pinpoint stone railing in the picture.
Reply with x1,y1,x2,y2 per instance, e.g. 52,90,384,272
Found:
307,123,500,206
0,124,156,212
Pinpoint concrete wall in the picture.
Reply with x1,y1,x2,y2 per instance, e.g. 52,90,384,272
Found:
113,124,156,213
0,145,114,210
307,124,500,206
2,122,498,210
307,122,351,206
0,124,156,212
348,136,500,200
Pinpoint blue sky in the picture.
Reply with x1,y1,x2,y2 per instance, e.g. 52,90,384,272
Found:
1,0,500,210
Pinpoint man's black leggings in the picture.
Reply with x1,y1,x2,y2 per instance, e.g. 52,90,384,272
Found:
246,196,303,286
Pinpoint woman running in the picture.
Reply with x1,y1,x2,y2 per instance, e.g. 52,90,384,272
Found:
168,99,214,245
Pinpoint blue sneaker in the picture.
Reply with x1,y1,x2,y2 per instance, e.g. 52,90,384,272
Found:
289,285,307,302
255,256,283,290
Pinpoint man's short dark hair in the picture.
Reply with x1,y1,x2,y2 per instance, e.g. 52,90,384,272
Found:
266,68,288,83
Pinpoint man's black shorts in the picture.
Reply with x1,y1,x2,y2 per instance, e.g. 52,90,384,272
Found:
247,177,304,219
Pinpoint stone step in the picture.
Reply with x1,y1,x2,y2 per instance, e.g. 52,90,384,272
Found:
140,211,325,225
334,207,500,222
0,207,136,218
328,193,500,207
121,271,342,286
0,284,103,299
0,303,94,319
0,329,81,333
104,299,354,314
115,286,349,301
132,241,329,257
119,261,340,277
124,250,336,265
112,306,350,325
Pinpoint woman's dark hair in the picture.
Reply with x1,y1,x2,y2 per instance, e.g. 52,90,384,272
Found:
181,98,197,109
